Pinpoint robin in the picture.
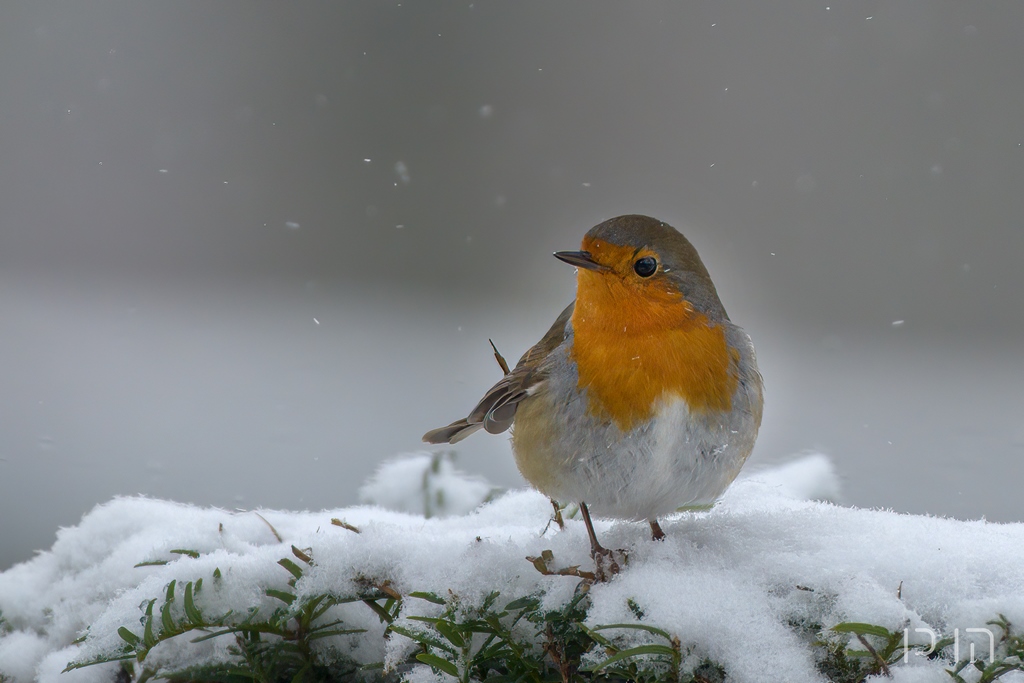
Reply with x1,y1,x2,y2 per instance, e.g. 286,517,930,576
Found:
423,214,763,575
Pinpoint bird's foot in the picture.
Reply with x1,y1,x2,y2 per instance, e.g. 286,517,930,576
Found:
578,501,627,581
590,544,628,582
526,546,627,583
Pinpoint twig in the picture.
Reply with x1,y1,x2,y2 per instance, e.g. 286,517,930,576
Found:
254,512,283,543
540,499,566,536
331,518,361,533
550,499,565,531
856,633,892,678
526,551,597,583
489,339,511,375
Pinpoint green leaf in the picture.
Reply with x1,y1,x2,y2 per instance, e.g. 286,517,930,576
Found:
306,628,368,641
133,560,169,568
504,596,541,611
409,591,446,605
142,599,157,649
183,582,203,624
189,628,238,643
309,617,346,632
592,622,673,641
584,644,678,672
363,599,395,624
831,622,894,639
278,558,304,581
416,653,460,678
460,619,499,635
388,625,458,654
266,589,297,605
627,598,646,620
577,623,614,648
310,596,339,622
62,654,136,673
169,549,200,559
117,627,141,647
435,620,466,648
481,590,500,612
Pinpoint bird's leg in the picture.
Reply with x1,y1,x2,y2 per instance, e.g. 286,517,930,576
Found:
579,502,605,554
580,502,620,580
649,519,666,541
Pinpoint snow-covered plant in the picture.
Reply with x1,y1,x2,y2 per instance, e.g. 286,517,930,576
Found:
5,455,1024,683
65,546,370,682
64,557,733,683
359,452,502,519
61,539,1024,683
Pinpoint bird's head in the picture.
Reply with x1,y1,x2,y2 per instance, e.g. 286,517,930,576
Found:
554,214,727,327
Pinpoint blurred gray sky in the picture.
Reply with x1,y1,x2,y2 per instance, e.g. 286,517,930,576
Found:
1,2,1022,570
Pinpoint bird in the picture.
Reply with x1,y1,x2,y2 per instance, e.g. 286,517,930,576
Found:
423,214,763,576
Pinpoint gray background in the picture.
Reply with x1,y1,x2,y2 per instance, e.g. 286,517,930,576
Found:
2,1,1022,571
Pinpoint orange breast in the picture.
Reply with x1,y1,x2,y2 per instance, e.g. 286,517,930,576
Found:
570,269,736,431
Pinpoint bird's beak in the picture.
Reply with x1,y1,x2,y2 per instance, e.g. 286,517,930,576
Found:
553,250,607,272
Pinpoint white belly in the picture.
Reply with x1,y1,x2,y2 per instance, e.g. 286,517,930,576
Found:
513,392,757,521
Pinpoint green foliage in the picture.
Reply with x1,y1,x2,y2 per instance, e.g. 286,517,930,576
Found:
946,615,1024,683
63,543,1024,683
391,589,548,682
65,545,367,682
389,584,720,683
66,549,726,683
818,617,1024,683
817,621,912,682
580,623,681,682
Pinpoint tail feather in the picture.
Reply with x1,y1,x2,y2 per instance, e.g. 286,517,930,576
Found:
422,419,484,445
421,302,574,447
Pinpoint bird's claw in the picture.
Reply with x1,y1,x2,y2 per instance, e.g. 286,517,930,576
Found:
591,545,628,582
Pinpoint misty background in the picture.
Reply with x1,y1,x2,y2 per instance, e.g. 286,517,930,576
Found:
1,2,1022,571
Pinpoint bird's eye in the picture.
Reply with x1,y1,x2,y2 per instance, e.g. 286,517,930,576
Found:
633,256,658,277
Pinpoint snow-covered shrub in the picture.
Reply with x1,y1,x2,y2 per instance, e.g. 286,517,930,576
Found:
2,454,1024,683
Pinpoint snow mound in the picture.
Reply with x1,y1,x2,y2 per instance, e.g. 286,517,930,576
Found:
1,453,1022,683
739,451,842,502
359,451,500,517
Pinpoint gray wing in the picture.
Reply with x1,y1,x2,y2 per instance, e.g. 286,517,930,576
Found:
422,303,574,444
